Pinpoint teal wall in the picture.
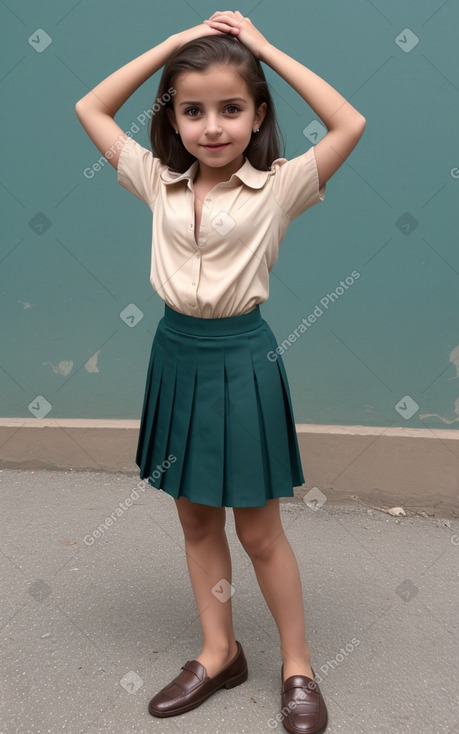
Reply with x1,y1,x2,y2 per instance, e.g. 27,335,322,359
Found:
1,0,458,429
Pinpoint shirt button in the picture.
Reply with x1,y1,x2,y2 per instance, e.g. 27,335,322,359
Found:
196,251,200,258
206,198,212,202
192,281,196,286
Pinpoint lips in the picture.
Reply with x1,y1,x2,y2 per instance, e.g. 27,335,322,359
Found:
201,143,229,149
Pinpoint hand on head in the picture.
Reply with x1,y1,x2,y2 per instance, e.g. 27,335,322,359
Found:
173,12,268,59
203,10,269,59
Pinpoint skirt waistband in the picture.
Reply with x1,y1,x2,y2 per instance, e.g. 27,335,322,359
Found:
163,304,263,336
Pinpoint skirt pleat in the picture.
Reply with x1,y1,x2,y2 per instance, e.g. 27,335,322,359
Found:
135,339,165,473
163,338,199,495
176,340,226,504
222,337,271,506
135,304,305,507
249,332,300,494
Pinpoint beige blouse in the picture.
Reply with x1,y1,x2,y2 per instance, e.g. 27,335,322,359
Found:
117,135,326,318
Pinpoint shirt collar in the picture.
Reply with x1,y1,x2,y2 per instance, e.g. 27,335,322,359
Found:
160,155,284,190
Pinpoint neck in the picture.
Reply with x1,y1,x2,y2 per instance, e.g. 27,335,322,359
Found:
194,154,245,187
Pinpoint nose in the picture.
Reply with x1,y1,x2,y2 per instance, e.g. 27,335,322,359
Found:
204,114,222,136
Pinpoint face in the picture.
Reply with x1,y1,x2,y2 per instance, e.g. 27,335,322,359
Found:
167,65,266,179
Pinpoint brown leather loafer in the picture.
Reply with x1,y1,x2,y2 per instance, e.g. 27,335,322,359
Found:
148,641,248,717
280,664,328,734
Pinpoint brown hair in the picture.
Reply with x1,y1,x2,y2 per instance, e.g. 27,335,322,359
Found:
148,34,284,172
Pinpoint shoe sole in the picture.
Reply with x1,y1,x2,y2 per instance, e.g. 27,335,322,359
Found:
149,667,248,717
282,715,328,734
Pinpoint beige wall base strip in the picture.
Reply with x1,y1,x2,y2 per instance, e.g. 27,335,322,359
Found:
0,420,457,517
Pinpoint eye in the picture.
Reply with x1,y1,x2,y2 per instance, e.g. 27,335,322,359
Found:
184,107,201,117
225,105,240,114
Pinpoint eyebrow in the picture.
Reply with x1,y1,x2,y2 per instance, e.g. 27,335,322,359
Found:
178,97,247,106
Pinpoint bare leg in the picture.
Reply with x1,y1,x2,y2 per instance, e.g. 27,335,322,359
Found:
174,497,239,677
233,498,314,683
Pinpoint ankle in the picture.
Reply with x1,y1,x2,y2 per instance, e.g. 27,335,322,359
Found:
201,638,238,658
281,646,312,669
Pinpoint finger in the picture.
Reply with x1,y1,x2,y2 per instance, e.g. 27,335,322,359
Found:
207,13,236,22
202,22,227,35
205,15,240,29
208,10,233,18
206,21,240,34
208,11,237,21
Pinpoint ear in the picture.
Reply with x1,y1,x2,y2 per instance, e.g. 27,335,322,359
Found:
254,102,267,129
166,106,177,133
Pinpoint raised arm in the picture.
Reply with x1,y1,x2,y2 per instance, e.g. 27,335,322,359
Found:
204,11,366,189
74,23,227,170
258,44,366,189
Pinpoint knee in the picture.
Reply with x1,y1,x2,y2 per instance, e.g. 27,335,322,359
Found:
179,517,210,544
176,500,225,544
235,525,284,560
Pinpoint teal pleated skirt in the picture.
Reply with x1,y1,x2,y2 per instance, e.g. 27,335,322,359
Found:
135,304,305,507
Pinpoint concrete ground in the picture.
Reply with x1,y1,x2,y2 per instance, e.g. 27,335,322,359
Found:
1,468,458,734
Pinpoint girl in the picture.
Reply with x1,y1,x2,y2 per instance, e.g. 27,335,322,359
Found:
75,10,365,734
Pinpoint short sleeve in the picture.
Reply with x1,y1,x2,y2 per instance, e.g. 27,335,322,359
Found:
271,146,326,220
117,136,163,209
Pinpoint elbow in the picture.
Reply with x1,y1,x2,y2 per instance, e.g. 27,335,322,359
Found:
334,114,366,139
74,99,85,117
347,115,366,141
75,96,92,114
355,114,366,133
74,98,93,123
